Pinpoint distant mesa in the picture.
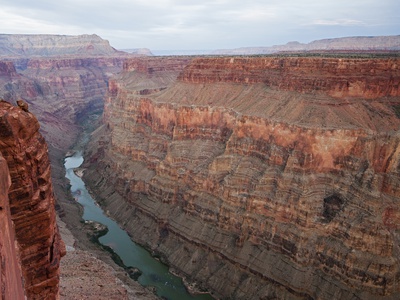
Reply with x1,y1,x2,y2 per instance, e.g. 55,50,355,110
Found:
119,48,154,56
212,35,400,55
0,34,127,57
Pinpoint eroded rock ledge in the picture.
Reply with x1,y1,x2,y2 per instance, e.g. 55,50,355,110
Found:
0,100,65,299
84,56,400,299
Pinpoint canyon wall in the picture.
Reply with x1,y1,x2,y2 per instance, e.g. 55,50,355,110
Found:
84,56,400,299
0,100,65,299
0,33,130,158
0,152,25,300
0,57,124,152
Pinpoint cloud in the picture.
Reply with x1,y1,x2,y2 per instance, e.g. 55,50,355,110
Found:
0,0,399,49
0,7,82,35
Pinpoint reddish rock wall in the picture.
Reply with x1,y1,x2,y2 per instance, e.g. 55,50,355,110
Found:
180,57,400,98
85,56,400,299
0,153,25,300
0,100,65,299
0,57,124,157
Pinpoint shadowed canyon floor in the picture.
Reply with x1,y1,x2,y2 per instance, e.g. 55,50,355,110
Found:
83,55,400,299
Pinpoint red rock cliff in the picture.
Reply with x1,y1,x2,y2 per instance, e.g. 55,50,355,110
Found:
0,153,25,300
179,57,400,98
0,100,65,299
85,56,400,299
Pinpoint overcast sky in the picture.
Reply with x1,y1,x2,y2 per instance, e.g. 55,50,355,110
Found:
0,0,399,50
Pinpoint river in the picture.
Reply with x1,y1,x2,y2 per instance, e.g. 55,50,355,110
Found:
65,151,214,300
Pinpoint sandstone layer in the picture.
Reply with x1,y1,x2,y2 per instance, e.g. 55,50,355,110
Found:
84,56,400,299
0,100,65,299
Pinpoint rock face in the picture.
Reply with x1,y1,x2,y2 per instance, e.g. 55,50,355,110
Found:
0,152,25,300
0,100,65,299
0,34,122,57
0,57,124,159
84,56,400,299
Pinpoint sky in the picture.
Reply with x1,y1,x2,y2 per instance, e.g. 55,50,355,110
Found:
0,0,399,50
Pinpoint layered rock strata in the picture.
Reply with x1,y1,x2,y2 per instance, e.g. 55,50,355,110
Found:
0,57,124,212
84,56,400,299
0,100,65,299
0,34,122,57
0,153,25,300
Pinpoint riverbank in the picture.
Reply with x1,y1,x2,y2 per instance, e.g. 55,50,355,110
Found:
58,218,157,299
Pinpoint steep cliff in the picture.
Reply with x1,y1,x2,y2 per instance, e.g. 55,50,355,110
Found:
0,152,25,300
84,56,400,299
0,100,65,299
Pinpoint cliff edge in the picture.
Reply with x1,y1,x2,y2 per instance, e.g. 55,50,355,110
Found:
0,100,65,299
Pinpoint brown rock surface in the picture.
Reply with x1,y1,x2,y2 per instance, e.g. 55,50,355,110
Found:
0,152,25,300
84,56,400,299
0,100,65,299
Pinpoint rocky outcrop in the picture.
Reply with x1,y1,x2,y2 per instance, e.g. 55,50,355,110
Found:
0,100,65,299
0,61,20,80
0,34,122,57
84,56,400,299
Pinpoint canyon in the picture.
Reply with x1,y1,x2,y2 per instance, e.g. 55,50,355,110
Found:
0,34,157,299
0,33,399,300
83,56,400,299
